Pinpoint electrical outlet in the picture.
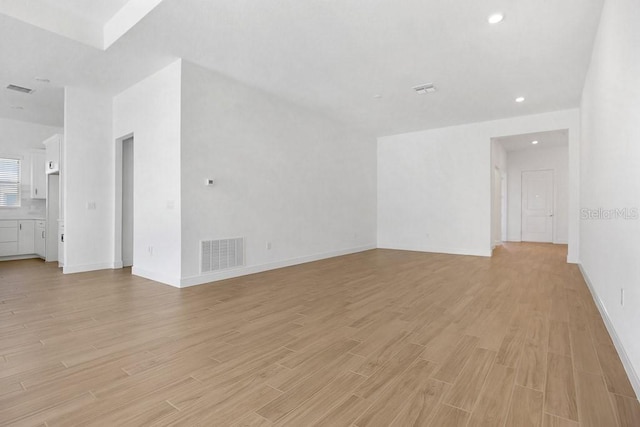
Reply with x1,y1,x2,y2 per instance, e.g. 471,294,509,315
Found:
87,202,96,210
621,288,625,306
266,241,272,250
148,246,153,256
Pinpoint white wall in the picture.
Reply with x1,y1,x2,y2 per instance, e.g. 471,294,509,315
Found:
0,118,62,219
580,0,640,396
179,61,377,286
63,87,114,273
378,109,580,260
113,59,183,286
506,146,569,244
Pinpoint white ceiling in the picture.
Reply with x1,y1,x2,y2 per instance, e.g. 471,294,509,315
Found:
0,80,64,126
0,0,604,135
39,0,131,25
494,129,569,152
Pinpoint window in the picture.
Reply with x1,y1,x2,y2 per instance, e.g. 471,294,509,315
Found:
0,157,21,208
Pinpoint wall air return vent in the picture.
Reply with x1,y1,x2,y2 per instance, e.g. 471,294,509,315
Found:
6,84,34,94
201,237,245,273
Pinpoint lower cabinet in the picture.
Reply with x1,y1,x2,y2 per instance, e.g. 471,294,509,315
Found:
0,220,18,256
35,220,46,259
17,220,35,255
0,220,40,257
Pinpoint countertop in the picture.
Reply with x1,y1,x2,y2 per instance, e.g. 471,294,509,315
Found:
0,216,46,221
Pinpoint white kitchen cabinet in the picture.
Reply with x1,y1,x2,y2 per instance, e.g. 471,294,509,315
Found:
0,220,18,256
35,220,46,259
30,149,46,199
43,134,62,174
17,220,35,255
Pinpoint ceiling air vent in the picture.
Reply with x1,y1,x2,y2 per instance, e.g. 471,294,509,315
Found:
413,83,436,95
6,84,34,94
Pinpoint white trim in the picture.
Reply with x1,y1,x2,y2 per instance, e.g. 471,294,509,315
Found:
578,263,640,399
0,254,39,261
180,245,377,288
567,254,579,264
132,266,181,288
63,262,118,274
377,243,491,258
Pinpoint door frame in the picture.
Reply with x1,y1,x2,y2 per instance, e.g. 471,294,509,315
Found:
491,165,506,249
114,133,134,269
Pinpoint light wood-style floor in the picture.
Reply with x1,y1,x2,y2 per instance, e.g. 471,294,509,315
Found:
1,244,638,426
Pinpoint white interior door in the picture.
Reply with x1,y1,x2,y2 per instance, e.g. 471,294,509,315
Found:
521,170,553,242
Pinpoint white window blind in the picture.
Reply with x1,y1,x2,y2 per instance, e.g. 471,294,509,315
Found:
0,157,21,207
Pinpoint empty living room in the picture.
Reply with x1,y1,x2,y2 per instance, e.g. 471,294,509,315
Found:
0,0,639,426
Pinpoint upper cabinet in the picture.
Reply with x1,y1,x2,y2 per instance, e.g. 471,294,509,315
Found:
30,149,46,199
43,134,62,174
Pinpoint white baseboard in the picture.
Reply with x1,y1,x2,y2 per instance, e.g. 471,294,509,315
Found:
376,243,491,258
132,267,181,288
179,244,377,288
0,254,40,261
578,263,640,399
63,262,117,274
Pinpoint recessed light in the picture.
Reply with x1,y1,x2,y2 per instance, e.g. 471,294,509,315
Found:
515,97,525,103
488,13,504,24
35,78,50,83
531,140,539,145
373,94,382,99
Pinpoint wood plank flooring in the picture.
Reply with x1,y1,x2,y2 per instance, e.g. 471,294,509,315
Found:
0,243,638,426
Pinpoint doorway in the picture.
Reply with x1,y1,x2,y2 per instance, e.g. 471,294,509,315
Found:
115,135,134,269
492,129,568,245
45,174,59,263
521,170,554,242
122,137,134,267
492,166,504,248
